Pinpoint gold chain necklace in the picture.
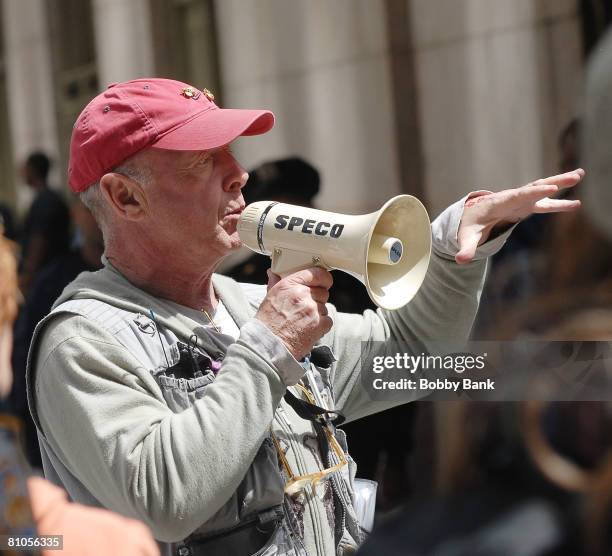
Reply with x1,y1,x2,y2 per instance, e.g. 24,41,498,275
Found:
201,307,221,333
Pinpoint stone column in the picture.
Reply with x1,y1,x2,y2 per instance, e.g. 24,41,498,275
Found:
410,0,583,215
214,0,401,213
91,0,155,86
1,0,59,201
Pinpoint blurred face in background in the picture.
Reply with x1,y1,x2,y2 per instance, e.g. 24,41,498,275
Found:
0,235,19,398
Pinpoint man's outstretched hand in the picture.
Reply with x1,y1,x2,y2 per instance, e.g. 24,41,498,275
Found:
455,168,585,264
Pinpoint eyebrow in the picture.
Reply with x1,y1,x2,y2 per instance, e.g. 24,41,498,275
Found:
179,150,211,169
180,145,234,170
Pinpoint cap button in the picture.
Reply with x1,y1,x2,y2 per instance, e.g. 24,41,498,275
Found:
107,82,118,89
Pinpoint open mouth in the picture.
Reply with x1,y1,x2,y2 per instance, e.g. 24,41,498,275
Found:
224,206,245,217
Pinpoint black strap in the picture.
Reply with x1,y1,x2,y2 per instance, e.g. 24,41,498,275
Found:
283,390,345,426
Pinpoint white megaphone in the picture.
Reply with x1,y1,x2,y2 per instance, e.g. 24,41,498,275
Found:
237,195,431,310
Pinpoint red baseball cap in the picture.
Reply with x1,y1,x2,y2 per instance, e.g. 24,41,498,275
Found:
68,78,275,193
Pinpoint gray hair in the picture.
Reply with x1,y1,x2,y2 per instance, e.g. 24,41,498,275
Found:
79,156,153,243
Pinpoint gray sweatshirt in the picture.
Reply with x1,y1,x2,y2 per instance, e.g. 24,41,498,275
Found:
26,197,511,556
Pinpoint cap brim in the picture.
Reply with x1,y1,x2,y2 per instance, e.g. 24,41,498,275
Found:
152,107,274,151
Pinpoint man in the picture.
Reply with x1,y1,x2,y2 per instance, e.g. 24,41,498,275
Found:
18,152,71,293
26,78,582,556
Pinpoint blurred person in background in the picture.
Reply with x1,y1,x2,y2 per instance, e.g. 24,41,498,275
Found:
359,26,612,556
9,199,103,467
475,119,587,337
540,119,609,294
358,400,611,556
521,31,612,551
558,119,581,175
0,231,159,556
0,202,17,241
494,77,612,337
18,152,71,294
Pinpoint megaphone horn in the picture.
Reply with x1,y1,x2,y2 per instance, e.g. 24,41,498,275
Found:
237,195,432,310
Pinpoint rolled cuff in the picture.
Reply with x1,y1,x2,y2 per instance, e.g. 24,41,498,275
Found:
432,192,518,260
238,319,306,386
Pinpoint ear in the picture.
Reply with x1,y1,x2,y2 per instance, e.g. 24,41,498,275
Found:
99,173,148,221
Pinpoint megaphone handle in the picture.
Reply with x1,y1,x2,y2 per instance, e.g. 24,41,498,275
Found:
270,247,332,276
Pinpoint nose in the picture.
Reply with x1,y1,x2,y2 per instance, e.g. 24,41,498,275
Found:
223,152,248,193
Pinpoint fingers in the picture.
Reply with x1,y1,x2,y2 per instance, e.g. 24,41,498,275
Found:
310,286,330,304
315,304,333,335
455,231,482,265
531,168,585,189
519,183,560,201
285,266,334,289
295,290,329,313
320,314,334,334
534,198,581,213
268,267,333,294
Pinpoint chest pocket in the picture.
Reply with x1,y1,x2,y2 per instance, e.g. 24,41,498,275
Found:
152,340,286,543
154,341,218,413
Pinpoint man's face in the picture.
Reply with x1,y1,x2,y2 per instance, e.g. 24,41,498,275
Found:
137,145,249,261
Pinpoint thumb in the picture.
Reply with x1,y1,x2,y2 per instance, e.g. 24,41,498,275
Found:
266,268,281,291
455,232,481,265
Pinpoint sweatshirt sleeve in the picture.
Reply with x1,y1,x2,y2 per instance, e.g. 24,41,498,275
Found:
34,313,287,542
326,196,514,422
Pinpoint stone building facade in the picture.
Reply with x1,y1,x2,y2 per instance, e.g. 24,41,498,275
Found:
0,0,586,217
